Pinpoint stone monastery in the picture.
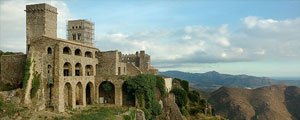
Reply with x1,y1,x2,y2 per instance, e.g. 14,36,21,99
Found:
0,3,157,112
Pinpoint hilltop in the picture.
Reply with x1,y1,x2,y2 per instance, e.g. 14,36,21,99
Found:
208,85,300,120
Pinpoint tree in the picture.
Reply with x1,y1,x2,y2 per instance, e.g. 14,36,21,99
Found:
171,88,188,108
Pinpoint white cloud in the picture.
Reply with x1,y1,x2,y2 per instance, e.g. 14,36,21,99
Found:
238,16,300,59
0,0,72,52
96,16,300,70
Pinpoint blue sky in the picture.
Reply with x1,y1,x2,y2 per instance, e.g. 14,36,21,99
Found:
1,0,300,77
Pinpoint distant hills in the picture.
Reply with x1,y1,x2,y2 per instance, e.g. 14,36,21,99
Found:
159,71,300,91
208,85,300,120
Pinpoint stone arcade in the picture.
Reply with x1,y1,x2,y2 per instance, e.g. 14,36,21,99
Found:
0,3,157,112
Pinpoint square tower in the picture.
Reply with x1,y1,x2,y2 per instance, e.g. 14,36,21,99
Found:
25,3,57,52
67,20,94,46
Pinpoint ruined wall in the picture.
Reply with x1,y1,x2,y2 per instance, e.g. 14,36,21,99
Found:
126,63,142,76
0,54,27,90
121,51,152,74
138,51,151,73
164,78,173,92
96,51,117,76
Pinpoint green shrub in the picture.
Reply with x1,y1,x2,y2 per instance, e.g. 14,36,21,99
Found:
30,72,41,98
123,115,131,120
156,76,167,97
124,74,163,119
180,80,189,92
142,108,151,120
22,60,31,88
0,97,24,117
189,106,204,115
102,81,113,92
188,90,201,103
180,107,189,116
171,88,188,108
151,101,162,116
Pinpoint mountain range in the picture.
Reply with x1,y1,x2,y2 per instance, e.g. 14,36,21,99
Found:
159,71,300,91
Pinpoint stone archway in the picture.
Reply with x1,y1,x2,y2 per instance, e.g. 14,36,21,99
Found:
64,82,72,108
122,81,135,106
99,81,115,104
86,82,94,105
76,82,83,105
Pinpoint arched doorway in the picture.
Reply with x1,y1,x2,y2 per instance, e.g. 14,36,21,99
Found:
76,82,83,105
64,82,72,108
122,81,135,106
99,81,115,104
86,82,94,105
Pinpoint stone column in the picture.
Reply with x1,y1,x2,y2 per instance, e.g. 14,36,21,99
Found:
115,84,122,106
72,82,76,109
58,79,64,112
83,81,87,107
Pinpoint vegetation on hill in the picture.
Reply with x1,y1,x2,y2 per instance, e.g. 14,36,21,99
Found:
123,74,167,120
170,78,224,120
0,97,25,118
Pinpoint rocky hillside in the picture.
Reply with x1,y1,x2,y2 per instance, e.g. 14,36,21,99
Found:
208,85,300,120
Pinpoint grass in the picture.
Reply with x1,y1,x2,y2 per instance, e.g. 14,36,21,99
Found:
0,97,25,118
68,106,128,120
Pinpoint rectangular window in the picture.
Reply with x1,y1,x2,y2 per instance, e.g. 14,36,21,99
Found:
72,34,76,40
118,67,121,75
75,70,80,76
64,69,69,76
77,33,81,40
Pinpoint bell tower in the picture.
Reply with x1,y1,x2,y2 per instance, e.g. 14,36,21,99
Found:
67,20,94,46
25,3,57,53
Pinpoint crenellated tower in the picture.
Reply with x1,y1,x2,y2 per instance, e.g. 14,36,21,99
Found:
25,3,57,53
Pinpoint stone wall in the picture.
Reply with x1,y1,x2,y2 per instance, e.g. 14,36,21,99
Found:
126,63,142,76
0,54,27,90
26,3,57,53
164,78,173,92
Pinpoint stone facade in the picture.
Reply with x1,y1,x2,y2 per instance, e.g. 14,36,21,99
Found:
0,3,157,112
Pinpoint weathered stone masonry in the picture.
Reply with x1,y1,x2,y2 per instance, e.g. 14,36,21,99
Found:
0,3,157,112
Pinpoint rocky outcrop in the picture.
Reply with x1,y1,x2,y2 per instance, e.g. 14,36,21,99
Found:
136,109,146,120
162,93,184,120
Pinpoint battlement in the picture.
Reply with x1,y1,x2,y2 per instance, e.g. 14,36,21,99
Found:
25,3,57,14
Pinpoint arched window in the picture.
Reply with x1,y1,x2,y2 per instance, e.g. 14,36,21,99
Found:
63,47,71,55
75,63,82,76
48,65,52,74
85,51,93,58
47,47,52,54
48,65,53,85
75,49,82,56
85,65,93,76
63,62,72,76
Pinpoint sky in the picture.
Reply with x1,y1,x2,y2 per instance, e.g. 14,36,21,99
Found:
0,0,300,78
